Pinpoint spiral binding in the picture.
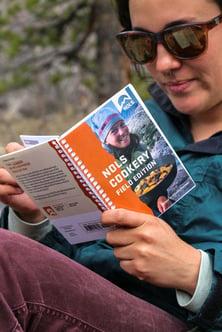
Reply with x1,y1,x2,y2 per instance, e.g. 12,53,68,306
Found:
49,139,116,211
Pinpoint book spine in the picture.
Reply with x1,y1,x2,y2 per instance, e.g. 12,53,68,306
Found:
49,139,115,212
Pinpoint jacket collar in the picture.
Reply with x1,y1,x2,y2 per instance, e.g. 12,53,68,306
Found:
180,131,222,155
148,82,222,155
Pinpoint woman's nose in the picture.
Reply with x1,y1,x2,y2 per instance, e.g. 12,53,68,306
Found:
118,127,125,135
155,44,182,73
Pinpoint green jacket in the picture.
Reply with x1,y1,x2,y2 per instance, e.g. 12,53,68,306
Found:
1,84,222,331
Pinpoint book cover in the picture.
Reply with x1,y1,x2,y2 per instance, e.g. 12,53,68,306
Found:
0,84,195,244
59,84,195,216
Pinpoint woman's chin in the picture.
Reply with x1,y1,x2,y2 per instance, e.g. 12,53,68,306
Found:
170,98,201,116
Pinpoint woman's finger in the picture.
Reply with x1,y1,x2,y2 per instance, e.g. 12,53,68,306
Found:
102,208,152,228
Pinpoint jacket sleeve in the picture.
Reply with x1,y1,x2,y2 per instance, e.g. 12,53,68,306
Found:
0,205,9,229
187,268,222,330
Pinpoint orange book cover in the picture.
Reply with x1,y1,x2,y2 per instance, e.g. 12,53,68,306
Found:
59,84,195,217
60,121,152,215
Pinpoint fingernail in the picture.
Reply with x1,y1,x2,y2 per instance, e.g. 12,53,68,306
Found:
15,187,24,193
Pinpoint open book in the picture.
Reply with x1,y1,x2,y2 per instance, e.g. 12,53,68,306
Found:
0,84,195,244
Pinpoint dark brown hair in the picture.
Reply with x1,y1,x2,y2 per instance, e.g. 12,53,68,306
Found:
114,0,222,29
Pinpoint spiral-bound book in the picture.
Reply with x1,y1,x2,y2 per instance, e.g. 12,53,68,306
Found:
0,84,195,244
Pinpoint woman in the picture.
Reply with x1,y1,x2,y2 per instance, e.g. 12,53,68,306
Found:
0,0,222,330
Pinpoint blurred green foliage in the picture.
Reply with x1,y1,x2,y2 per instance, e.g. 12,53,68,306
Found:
0,0,150,101
0,0,94,93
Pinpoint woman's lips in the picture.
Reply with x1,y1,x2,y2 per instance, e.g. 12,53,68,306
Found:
165,80,193,93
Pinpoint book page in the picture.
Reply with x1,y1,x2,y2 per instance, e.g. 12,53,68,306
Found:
20,134,59,147
0,139,112,244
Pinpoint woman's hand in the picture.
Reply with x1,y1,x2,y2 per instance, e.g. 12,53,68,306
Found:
102,208,201,295
0,142,45,223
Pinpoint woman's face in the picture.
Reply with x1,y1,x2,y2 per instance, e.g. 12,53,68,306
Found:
129,0,222,118
105,120,130,148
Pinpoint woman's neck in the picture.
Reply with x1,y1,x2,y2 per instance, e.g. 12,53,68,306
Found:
190,109,222,142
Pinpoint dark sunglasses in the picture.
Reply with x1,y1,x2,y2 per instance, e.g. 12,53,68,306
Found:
116,14,222,64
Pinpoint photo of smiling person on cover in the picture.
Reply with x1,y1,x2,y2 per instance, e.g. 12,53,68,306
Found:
90,106,173,214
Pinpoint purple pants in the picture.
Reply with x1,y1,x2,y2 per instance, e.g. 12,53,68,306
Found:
0,229,189,331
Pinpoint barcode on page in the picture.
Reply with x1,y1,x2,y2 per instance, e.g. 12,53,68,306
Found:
82,223,104,232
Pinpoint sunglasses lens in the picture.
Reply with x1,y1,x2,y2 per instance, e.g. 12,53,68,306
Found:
117,33,154,64
164,26,206,59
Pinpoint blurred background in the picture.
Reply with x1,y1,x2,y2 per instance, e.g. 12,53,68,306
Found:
0,0,151,153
